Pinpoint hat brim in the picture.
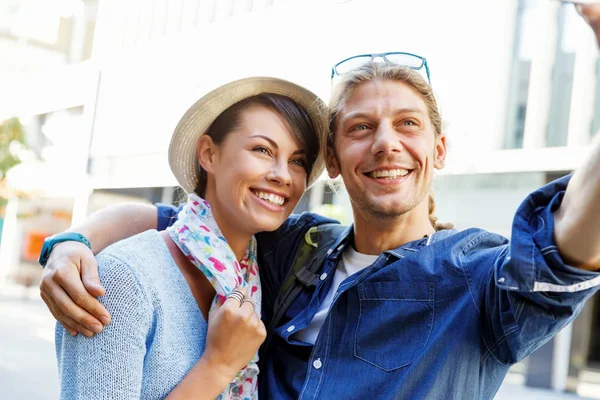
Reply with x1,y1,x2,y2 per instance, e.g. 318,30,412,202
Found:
168,77,328,194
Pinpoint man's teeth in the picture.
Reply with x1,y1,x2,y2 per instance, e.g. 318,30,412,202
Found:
368,169,409,179
252,191,285,206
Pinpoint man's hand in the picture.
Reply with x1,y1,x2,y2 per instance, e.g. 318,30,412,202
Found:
577,3,600,47
38,203,160,335
40,241,111,336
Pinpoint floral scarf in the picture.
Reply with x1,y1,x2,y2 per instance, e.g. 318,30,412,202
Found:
167,193,261,400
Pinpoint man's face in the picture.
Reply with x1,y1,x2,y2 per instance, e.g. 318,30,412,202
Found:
328,79,446,222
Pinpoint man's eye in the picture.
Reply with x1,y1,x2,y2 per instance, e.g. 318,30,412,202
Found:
351,123,370,132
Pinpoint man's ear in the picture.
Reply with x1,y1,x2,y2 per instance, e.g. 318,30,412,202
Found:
434,134,447,170
197,135,218,174
326,145,341,179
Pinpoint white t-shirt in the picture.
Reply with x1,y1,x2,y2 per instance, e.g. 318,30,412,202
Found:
293,246,379,345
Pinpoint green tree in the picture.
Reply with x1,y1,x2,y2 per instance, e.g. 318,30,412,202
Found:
0,117,26,180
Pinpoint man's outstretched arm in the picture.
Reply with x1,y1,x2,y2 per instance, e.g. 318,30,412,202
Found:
554,133,600,270
40,203,161,336
553,4,600,271
473,5,600,366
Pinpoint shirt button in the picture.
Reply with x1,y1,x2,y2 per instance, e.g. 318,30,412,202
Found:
313,358,322,369
320,273,328,281
287,325,295,333
498,277,505,283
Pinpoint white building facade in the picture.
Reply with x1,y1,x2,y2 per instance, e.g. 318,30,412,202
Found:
1,0,599,395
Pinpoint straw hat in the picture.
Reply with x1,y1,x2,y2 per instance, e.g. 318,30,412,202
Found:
168,77,328,194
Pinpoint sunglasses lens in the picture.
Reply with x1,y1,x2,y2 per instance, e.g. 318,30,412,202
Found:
335,56,373,75
332,53,430,84
384,53,424,69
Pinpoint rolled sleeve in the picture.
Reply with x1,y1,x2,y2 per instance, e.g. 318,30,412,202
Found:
497,174,600,293
477,174,600,364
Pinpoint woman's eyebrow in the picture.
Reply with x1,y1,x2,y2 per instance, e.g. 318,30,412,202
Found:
248,135,278,149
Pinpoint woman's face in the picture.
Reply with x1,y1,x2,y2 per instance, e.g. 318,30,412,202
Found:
202,103,310,234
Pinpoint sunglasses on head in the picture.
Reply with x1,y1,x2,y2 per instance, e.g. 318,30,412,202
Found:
331,51,431,84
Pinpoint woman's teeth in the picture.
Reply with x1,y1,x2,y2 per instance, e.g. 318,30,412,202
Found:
252,190,285,206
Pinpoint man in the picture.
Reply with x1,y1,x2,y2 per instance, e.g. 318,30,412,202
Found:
39,5,600,399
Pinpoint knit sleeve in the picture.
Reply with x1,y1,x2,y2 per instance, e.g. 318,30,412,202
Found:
55,252,153,400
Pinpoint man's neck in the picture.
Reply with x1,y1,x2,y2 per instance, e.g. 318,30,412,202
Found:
352,207,435,256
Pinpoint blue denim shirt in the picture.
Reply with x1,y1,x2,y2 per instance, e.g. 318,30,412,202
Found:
157,176,600,399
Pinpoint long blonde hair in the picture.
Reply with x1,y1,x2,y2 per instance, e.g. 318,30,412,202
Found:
328,62,451,230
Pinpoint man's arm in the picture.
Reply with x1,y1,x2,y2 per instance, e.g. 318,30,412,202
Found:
552,4,600,271
74,203,159,255
554,134,600,270
40,203,164,336
473,6,600,365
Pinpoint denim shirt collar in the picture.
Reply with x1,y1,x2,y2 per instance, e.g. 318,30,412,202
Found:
326,225,459,261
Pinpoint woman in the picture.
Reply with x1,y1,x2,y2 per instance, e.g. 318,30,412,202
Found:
55,77,327,399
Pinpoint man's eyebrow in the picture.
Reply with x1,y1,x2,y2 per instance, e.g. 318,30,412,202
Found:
341,108,425,122
392,108,425,116
341,112,373,121
248,135,306,155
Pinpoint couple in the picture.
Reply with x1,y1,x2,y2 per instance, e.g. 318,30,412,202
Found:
41,5,600,399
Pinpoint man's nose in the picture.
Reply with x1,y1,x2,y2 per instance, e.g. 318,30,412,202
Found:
371,122,403,156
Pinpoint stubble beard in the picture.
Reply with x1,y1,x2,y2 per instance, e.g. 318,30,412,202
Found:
349,179,431,222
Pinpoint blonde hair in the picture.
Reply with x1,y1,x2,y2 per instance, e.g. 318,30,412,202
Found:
328,63,441,148
328,62,451,231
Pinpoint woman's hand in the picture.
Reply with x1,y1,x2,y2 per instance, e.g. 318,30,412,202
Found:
201,287,266,379
39,241,111,337
166,288,266,399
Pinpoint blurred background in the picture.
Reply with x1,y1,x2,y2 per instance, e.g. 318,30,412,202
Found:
0,0,599,398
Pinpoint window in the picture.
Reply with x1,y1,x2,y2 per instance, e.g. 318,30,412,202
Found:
504,0,538,149
592,58,600,138
545,4,580,147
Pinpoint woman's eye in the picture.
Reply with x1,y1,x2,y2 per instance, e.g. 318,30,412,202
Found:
403,120,418,126
253,146,271,155
290,159,306,167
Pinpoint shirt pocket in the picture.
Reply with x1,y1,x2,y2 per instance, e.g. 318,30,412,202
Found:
354,282,435,372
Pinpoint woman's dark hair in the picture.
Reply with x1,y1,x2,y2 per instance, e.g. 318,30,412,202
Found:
194,93,319,197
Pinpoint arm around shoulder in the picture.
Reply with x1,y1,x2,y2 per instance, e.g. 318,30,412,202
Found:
40,203,163,336
71,203,160,254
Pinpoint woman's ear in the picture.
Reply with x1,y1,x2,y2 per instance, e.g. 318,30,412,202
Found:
197,135,218,174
